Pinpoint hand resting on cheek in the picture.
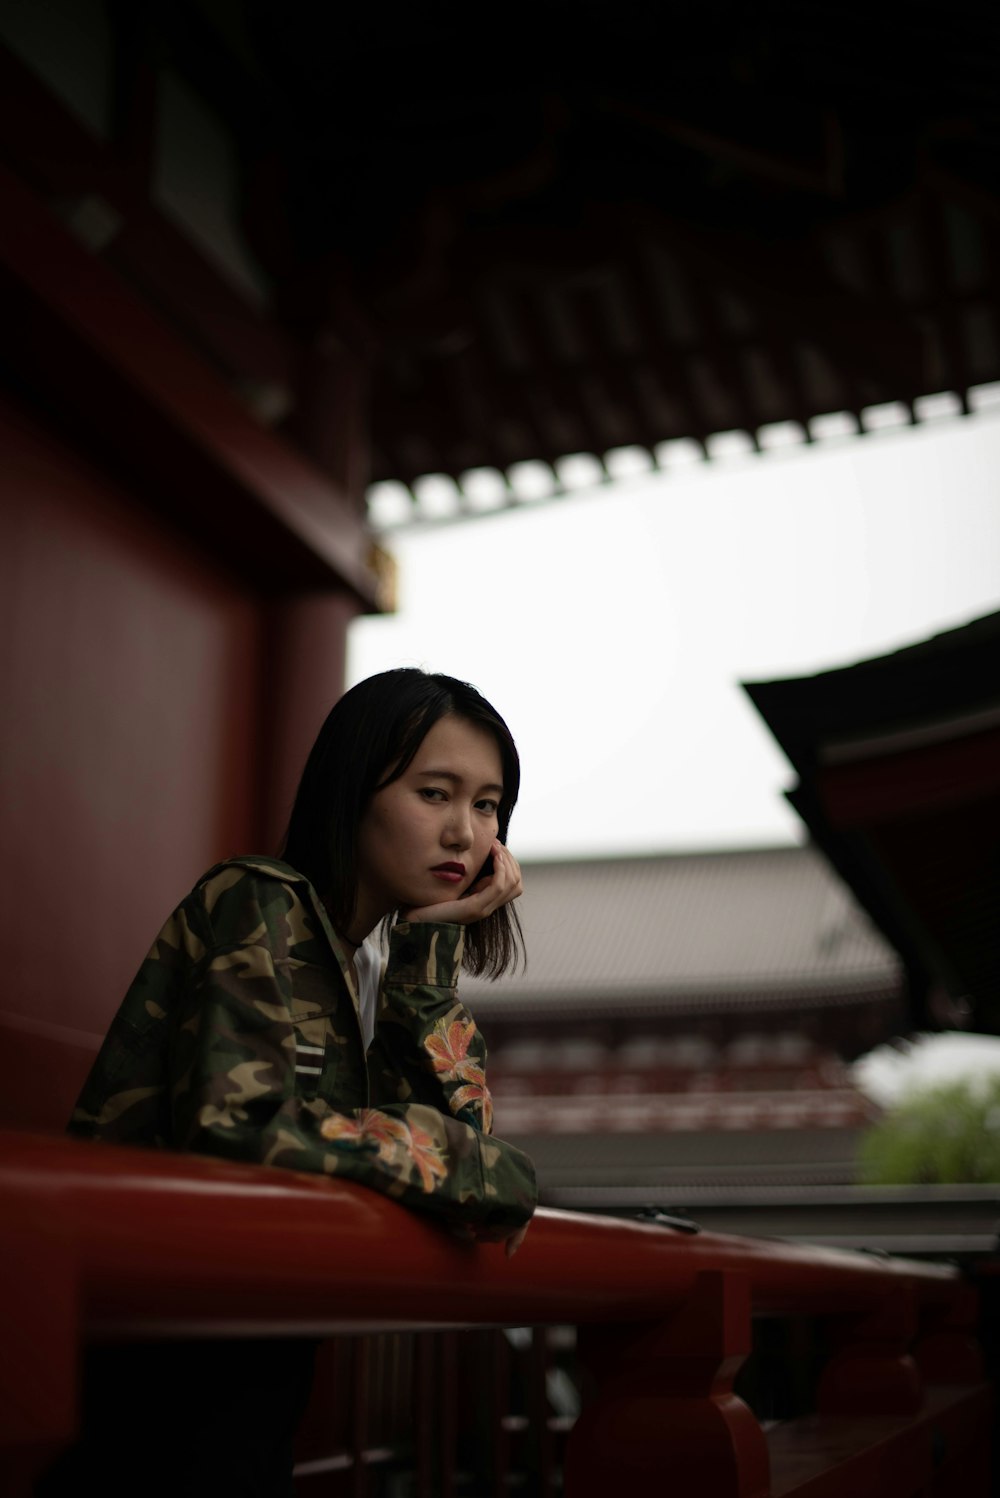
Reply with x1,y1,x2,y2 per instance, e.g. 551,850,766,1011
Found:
403,841,523,926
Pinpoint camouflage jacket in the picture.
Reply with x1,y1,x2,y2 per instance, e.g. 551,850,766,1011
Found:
70,856,536,1231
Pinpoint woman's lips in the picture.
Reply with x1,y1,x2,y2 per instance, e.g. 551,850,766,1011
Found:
431,863,465,883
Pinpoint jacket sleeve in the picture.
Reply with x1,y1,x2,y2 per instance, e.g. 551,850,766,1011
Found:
169,883,536,1231
367,922,496,1134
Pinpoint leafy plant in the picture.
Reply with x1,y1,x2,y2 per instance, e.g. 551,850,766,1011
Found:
860,1077,1000,1185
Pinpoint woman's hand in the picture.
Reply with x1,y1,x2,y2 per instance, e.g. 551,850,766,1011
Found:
403,840,523,926
451,1219,530,1258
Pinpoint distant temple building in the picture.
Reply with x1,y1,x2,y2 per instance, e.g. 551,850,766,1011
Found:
465,845,901,1207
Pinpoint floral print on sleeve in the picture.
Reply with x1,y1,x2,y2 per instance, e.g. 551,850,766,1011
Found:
426,1017,494,1132
369,924,498,1136
320,1107,450,1194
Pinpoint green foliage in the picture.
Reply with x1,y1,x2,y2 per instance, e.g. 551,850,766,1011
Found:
860,1076,1000,1185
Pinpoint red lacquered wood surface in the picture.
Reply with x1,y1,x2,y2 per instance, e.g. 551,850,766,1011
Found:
0,1131,989,1496
0,1131,958,1340
0,393,264,1056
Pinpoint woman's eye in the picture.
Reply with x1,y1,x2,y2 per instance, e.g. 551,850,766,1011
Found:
419,787,447,802
476,798,499,815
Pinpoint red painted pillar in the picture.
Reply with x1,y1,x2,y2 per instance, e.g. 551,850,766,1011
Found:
260,327,373,853
261,590,361,851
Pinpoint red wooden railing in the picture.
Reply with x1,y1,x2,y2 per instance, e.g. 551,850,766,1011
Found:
0,1131,990,1496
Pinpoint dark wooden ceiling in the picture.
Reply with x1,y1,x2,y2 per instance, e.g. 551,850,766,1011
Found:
21,0,998,510
175,0,1000,497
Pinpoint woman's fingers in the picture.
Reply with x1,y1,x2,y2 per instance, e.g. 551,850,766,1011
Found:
504,1222,529,1258
491,843,524,906
450,1221,530,1256
471,842,521,915
405,841,523,925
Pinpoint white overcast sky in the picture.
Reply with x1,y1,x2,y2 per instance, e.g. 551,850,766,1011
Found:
348,406,1000,861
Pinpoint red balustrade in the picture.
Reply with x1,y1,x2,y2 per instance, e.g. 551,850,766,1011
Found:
0,1131,990,1496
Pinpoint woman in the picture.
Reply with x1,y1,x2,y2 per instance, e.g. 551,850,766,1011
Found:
51,668,536,1496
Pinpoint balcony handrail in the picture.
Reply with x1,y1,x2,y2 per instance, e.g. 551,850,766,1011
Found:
2,1130,990,1497
0,1130,959,1339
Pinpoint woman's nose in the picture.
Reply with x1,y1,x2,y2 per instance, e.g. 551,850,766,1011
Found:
445,804,473,849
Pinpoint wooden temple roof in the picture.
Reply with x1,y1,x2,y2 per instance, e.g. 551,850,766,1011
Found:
210,3,1000,508
746,612,1000,1034
3,3,998,524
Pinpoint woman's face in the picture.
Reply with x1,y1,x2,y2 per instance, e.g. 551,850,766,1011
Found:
355,714,504,924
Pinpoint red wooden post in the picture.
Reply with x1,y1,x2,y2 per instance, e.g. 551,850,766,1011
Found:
0,1203,78,1496
491,1330,511,1498
914,1284,984,1385
817,1285,923,1416
439,1332,457,1498
531,1326,555,1493
350,1338,369,1498
414,1334,434,1498
564,1271,769,1498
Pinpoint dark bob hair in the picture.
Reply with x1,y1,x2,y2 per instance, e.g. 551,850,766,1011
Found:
282,668,523,979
